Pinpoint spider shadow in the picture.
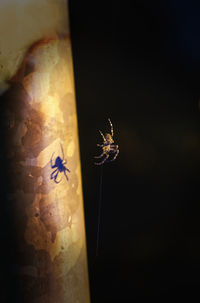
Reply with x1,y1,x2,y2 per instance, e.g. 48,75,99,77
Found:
50,144,70,184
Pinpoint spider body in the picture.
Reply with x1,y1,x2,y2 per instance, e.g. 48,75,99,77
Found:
50,144,70,183
94,118,119,165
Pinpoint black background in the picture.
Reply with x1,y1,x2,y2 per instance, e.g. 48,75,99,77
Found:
69,1,200,302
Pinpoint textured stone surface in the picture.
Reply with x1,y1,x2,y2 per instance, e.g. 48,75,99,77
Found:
0,0,69,93
1,35,90,303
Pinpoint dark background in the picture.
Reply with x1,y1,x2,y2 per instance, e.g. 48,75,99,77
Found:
69,1,200,302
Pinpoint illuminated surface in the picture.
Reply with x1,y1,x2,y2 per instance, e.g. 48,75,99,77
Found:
0,0,69,93
0,1,90,302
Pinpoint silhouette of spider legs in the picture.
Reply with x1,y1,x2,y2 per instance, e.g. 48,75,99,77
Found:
63,167,70,180
60,143,70,180
51,168,57,178
61,144,70,169
51,168,62,183
50,153,61,183
61,144,70,181
50,150,64,183
60,143,65,160
50,152,55,168
108,118,113,137
50,153,59,182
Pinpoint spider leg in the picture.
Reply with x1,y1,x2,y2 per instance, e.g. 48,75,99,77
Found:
97,144,103,147
113,149,119,161
109,145,118,153
51,168,58,179
54,171,62,184
108,149,119,162
63,163,70,172
99,130,106,142
60,143,65,160
63,168,69,181
110,144,118,149
108,118,113,137
95,153,109,165
50,152,55,168
94,151,105,159
63,158,70,168
62,159,70,173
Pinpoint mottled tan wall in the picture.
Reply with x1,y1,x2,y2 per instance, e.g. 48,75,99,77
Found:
0,1,90,303
0,0,69,93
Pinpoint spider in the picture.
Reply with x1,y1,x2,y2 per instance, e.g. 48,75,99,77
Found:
94,118,119,165
50,144,70,183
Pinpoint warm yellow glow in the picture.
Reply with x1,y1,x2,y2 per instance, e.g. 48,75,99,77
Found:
0,0,69,93
0,1,90,302
21,37,90,301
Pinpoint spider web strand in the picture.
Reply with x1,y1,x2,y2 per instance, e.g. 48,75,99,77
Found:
96,165,103,257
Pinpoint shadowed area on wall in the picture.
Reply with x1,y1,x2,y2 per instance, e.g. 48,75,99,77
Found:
0,0,200,302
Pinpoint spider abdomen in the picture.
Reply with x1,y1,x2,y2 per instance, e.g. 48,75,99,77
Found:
103,145,111,153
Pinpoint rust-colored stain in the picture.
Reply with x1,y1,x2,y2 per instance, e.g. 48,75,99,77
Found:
2,36,90,303
39,198,72,243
